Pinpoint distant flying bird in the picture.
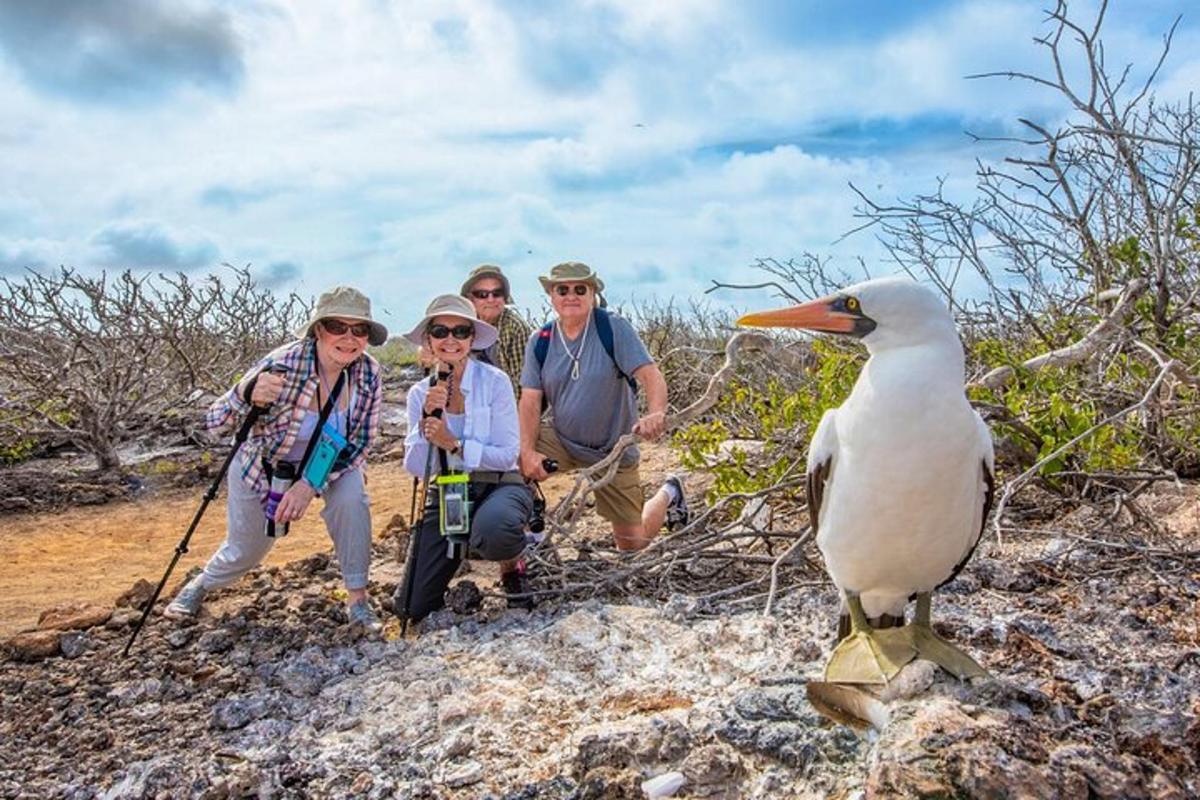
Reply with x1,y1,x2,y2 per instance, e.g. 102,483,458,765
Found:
738,276,993,684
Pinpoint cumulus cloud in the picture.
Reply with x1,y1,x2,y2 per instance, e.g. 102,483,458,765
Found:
0,237,65,274
0,0,244,105
199,184,281,212
90,221,219,270
0,0,1191,325
258,260,301,287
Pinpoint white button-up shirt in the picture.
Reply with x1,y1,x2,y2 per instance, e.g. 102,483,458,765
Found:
404,357,520,476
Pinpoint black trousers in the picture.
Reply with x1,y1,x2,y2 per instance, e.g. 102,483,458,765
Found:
398,481,533,623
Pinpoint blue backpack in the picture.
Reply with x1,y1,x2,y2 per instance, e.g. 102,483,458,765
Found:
532,307,638,392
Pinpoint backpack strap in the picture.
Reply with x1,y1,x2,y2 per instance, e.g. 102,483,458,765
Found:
533,322,553,370
592,307,638,392
533,312,637,392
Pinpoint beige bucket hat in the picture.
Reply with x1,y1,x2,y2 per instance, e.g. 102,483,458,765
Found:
296,286,388,346
460,264,513,302
537,261,605,293
402,294,499,350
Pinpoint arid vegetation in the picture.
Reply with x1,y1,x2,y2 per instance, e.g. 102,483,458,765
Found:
1,3,1197,798
0,267,310,470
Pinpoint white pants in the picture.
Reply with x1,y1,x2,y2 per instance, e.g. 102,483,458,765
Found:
199,466,373,591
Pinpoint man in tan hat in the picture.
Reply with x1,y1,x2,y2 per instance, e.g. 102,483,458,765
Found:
459,264,531,396
518,262,689,551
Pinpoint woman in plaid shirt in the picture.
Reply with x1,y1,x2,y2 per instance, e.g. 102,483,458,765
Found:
165,286,387,631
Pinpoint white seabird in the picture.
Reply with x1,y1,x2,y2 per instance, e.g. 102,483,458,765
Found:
738,276,994,684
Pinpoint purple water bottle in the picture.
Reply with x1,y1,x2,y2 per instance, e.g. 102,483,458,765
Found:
264,462,297,538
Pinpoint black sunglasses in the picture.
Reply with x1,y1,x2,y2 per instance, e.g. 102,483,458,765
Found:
554,284,591,297
321,319,371,338
428,323,475,340
470,288,506,300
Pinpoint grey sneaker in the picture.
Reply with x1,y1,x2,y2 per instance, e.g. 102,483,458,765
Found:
664,474,690,532
163,578,206,620
347,599,382,633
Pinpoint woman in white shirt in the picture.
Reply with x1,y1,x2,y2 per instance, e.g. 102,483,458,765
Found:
394,294,534,623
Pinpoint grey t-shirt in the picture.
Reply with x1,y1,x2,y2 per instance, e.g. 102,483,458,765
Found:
520,311,652,467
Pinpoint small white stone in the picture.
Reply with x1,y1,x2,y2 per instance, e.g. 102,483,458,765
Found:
442,760,484,788
642,771,686,798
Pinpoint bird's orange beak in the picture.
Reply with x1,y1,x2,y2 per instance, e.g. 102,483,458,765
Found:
736,295,857,334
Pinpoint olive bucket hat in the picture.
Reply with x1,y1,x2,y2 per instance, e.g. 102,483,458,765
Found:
296,286,388,346
537,261,605,293
460,264,513,302
402,294,499,350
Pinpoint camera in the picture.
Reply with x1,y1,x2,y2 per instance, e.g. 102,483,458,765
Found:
528,483,548,533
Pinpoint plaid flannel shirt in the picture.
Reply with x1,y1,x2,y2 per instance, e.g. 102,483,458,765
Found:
489,306,532,397
206,338,383,501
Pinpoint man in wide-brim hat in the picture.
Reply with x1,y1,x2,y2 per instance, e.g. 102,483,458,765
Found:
459,264,531,396
517,261,690,551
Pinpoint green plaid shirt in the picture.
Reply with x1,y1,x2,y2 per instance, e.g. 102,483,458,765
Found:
481,306,531,396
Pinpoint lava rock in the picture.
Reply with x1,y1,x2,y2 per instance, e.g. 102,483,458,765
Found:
212,695,270,730
197,629,236,654
115,579,155,610
3,630,61,661
442,760,484,788
447,581,483,615
59,631,91,659
37,603,112,632
165,629,192,649
681,744,745,798
276,647,332,697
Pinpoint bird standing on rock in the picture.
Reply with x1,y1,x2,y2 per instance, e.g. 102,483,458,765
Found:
738,277,994,684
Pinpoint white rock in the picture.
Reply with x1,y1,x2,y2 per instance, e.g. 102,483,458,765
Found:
441,760,484,788
642,771,686,798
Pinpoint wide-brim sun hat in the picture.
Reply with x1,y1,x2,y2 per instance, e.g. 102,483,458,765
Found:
460,264,513,303
403,294,499,350
537,261,605,293
296,285,388,346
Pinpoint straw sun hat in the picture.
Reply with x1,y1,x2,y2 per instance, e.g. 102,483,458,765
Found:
295,286,388,346
402,294,499,350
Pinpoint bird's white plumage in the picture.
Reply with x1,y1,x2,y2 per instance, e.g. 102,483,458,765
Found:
806,277,993,619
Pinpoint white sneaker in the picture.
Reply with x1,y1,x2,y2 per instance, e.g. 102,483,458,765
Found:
163,577,206,620
347,599,383,633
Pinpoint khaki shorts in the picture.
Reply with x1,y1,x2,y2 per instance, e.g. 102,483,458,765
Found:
536,424,643,526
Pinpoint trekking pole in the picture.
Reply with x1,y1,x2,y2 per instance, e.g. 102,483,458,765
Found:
123,368,282,656
398,364,450,636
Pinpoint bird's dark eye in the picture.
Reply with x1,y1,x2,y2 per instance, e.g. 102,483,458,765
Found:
845,296,860,312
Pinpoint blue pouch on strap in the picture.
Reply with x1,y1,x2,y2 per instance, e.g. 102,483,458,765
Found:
302,420,347,491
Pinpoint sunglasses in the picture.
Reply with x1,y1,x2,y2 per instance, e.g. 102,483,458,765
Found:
428,323,475,340
554,284,591,297
321,319,372,338
470,288,506,300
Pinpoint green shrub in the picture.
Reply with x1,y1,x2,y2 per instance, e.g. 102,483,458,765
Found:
370,338,419,371
673,338,861,508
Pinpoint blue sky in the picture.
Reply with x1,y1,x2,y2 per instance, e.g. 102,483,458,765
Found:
0,0,1195,329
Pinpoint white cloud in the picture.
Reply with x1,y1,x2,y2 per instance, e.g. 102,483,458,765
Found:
0,0,1193,325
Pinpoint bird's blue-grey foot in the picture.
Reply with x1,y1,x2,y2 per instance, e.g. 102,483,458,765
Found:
906,592,989,680
824,593,917,685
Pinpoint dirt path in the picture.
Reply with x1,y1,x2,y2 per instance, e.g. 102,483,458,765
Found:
0,444,687,636
0,461,419,636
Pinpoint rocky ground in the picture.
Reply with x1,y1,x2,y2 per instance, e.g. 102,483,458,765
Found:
2,481,1198,799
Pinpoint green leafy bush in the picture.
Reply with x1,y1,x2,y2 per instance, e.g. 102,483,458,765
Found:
369,338,419,371
673,338,861,507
